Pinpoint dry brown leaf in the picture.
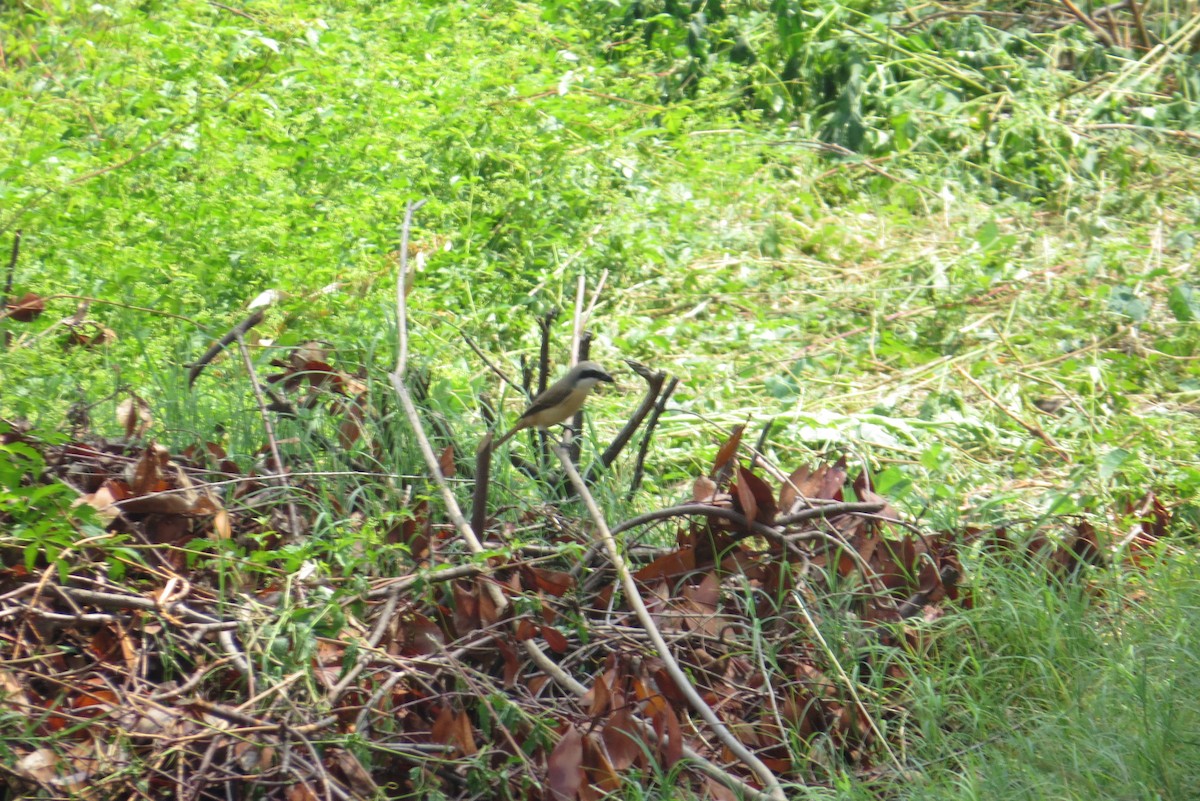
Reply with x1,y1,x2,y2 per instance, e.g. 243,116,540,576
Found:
285,783,321,801
338,417,363,448
497,638,521,688
451,581,480,635
15,747,60,785
733,470,758,527
129,443,167,495
656,704,682,768
738,466,778,522
431,705,458,754
328,746,379,796
76,483,122,524
438,444,456,478
526,567,574,597
7,292,45,321
711,425,744,478
516,619,538,641
583,673,611,718
541,625,569,654
547,725,584,801
478,585,500,627
582,733,623,791
116,395,153,439
0,669,29,706
600,708,641,771
212,508,232,539
453,710,478,757
703,776,740,801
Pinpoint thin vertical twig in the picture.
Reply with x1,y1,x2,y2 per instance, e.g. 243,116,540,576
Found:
595,360,665,473
536,309,557,394
472,434,493,538
2,230,21,347
534,308,558,457
235,332,301,539
749,419,775,471
568,331,593,466
628,377,678,496
570,273,587,368
1127,0,1152,49
393,200,427,379
583,269,608,323
2,229,20,300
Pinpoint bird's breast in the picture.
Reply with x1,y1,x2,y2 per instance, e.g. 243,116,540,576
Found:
528,387,590,428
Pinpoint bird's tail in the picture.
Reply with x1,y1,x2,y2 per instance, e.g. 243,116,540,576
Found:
492,425,521,448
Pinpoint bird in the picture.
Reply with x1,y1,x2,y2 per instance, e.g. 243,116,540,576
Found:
493,361,615,447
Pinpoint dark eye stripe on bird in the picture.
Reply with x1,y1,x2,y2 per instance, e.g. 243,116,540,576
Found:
577,366,615,383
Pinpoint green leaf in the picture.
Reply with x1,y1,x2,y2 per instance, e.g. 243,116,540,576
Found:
1167,284,1200,322
1107,287,1149,321
1098,448,1130,481
872,466,911,497
975,220,999,249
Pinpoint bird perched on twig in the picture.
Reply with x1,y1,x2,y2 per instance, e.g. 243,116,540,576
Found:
493,361,614,447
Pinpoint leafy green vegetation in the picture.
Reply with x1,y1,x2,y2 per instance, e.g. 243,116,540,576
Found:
2,0,1199,799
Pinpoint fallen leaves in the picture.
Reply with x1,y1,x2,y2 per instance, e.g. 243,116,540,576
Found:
0,423,1177,800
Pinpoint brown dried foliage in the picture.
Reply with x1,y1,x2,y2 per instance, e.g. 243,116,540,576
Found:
0,423,1167,800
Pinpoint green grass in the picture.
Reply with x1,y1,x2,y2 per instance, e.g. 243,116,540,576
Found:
2,0,1200,798
891,554,1200,801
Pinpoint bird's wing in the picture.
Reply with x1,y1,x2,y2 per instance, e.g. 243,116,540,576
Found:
518,388,565,420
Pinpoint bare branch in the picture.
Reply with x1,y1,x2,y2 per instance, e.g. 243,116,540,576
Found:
556,440,789,801
628,375,677,495
188,310,264,388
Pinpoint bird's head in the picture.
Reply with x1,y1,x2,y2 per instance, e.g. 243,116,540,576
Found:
572,361,615,391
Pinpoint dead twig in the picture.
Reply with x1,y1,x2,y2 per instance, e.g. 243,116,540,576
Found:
534,308,558,457
568,326,594,466
610,502,789,541
471,433,494,538
1127,0,1152,49
0,292,206,328
205,0,260,22
1059,0,1115,45
387,202,769,800
776,501,889,526
235,331,302,539
187,309,265,388
2,229,20,347
628,376,678,496
954,366,1071,461
556,439,789,801
583,359,666,485
458,328,526,396
326,584,405,704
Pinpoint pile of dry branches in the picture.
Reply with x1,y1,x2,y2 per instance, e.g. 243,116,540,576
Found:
0,204,1160,800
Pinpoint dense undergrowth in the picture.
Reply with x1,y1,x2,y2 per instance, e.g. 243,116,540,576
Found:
2,0,1199,799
